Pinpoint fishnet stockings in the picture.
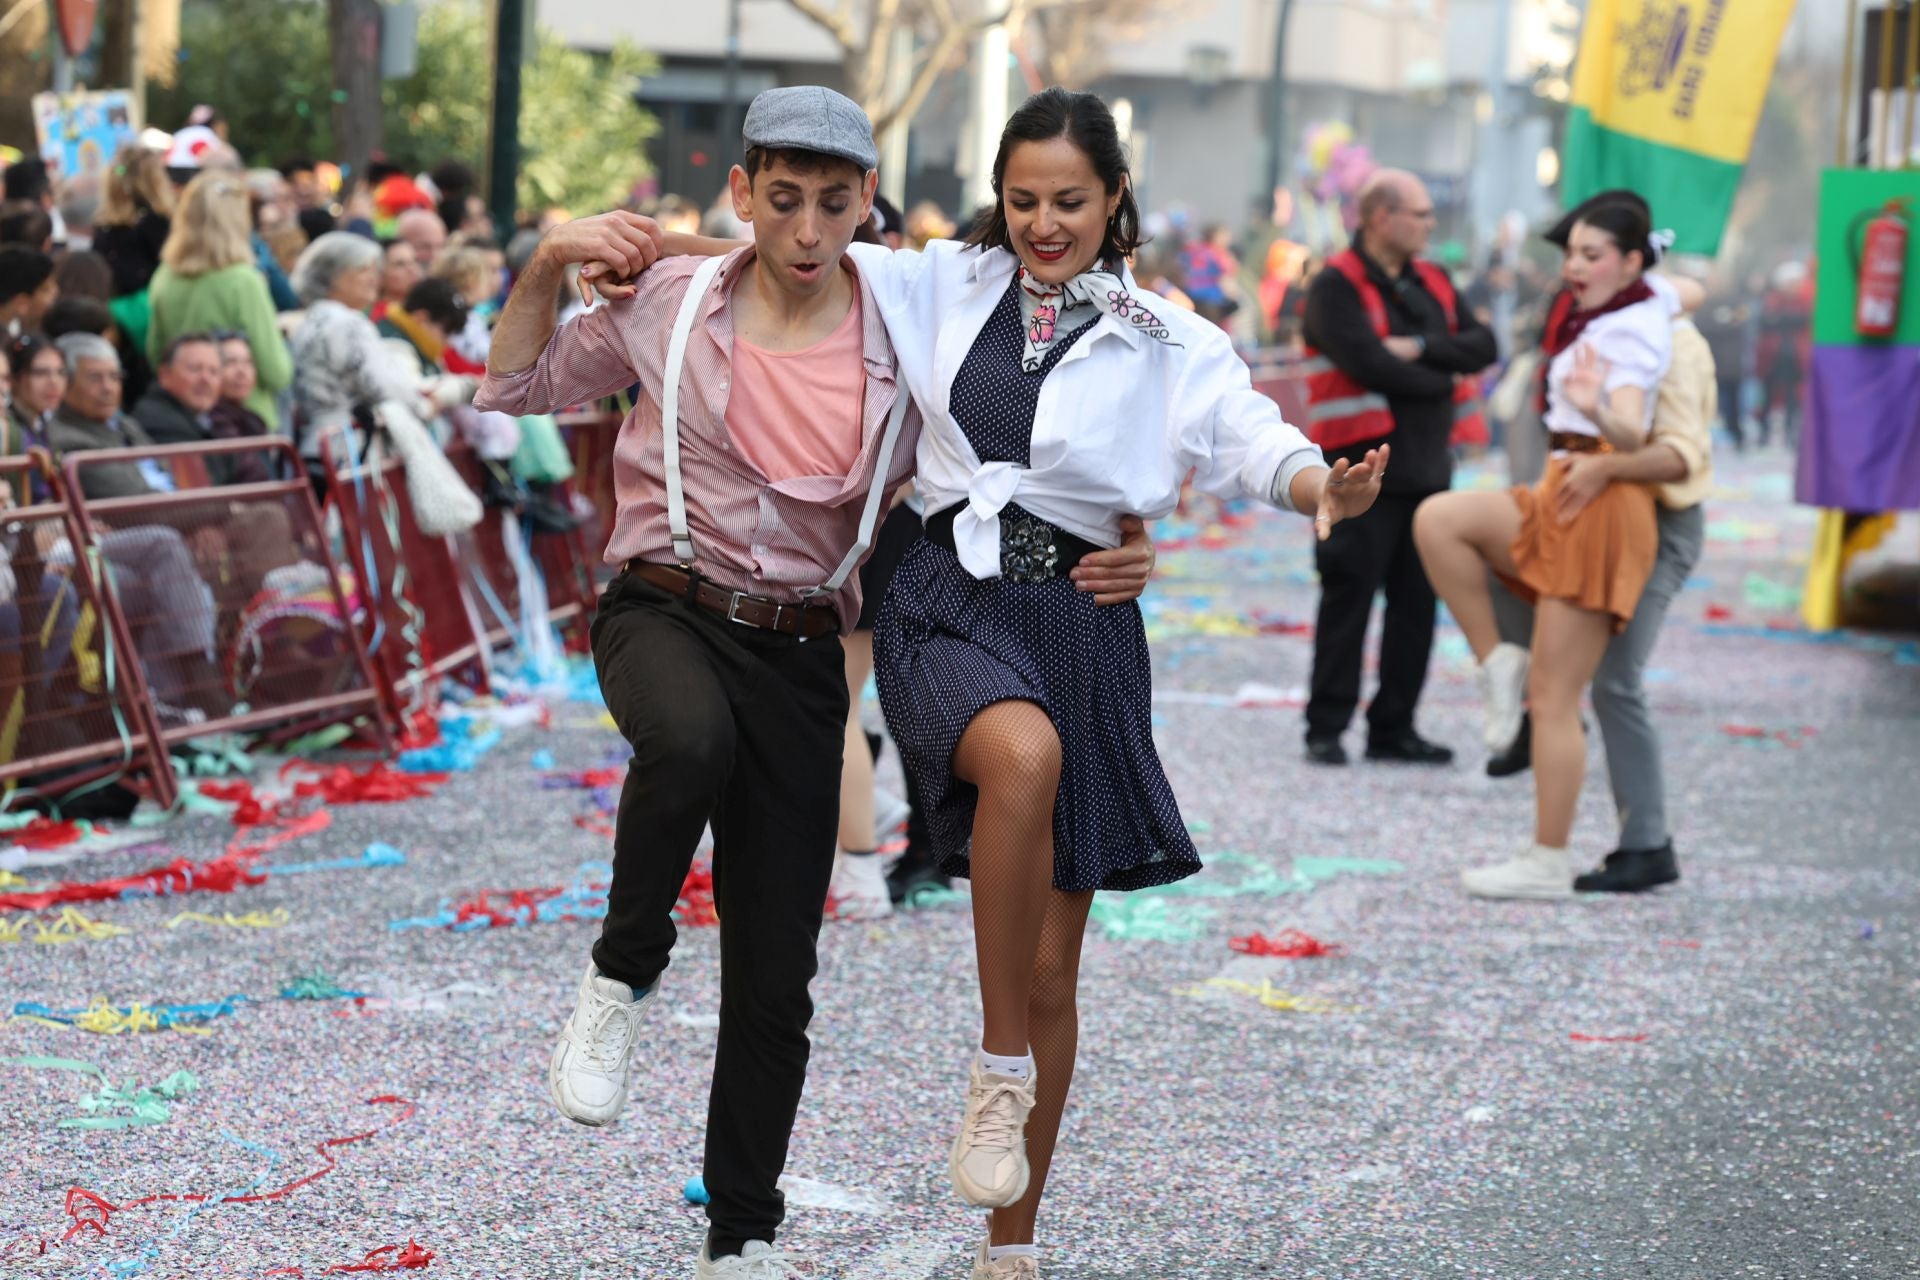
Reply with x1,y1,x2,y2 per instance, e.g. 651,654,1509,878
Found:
952,699,1097,1246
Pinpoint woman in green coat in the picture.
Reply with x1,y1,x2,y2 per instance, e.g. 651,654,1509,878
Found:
146,171,294,431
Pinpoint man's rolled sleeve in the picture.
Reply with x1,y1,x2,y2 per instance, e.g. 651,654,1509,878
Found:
1649,323,1715,510
474,300,637,416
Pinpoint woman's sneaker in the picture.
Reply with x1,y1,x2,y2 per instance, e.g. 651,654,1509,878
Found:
972,1241,1041,1279
1476,643,1531,751
548,964,655,1126
828,851,894,921
1462,843,1575,900
950,1061,1036,1207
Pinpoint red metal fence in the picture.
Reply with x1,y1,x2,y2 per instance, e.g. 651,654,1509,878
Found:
0,452,178,809
63,438,392,755
322,438,493,721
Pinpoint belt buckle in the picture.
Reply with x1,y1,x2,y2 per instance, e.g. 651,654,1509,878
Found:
1000,515,1060,584
725,592,757,628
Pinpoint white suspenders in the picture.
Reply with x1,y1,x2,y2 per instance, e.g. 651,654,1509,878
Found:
659,254,911,601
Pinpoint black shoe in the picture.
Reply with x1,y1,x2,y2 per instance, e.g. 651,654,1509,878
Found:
1304,737,1349,766
885,845,950,905
1364,729,1454,765
1573,842,1680,893
1486,711,1532,778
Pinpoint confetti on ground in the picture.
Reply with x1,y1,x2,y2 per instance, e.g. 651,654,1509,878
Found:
59,1070,200,1130
1188,977,1359,1015
1229,929,1346,957
0,907,131,944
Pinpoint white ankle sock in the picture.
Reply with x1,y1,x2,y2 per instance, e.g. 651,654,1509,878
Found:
976,1046,1033,1080
988,1244,1039,1261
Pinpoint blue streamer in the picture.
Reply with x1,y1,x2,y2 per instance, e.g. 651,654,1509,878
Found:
267,843,406,876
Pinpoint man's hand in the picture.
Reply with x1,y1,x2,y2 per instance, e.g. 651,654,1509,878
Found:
1072,514,1155,605
1311,444,1389,541
531,212,664,306
1382,335,1424,362
1554,452,1615,524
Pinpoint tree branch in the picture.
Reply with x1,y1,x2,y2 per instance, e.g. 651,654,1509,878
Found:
785,0,859,53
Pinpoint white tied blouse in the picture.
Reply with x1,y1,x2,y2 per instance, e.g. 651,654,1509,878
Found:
1543,274,1681,444
845,240,1324,581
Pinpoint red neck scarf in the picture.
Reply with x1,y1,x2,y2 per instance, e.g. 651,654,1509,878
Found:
1543,278,1655,358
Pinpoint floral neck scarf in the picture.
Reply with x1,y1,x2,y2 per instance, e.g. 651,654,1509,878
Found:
1014,266,1183,373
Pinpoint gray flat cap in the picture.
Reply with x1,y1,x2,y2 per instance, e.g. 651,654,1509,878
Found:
742,86,878,172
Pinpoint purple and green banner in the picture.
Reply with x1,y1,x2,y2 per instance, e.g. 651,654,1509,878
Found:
1798,169,1920,513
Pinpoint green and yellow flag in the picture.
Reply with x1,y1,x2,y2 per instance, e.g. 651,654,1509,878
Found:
1564,0,1799,255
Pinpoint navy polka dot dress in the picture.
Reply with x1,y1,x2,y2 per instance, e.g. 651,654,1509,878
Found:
873,280,1201,893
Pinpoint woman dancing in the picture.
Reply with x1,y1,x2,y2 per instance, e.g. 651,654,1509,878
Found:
842,90,1385,1277
1411,199,1676,899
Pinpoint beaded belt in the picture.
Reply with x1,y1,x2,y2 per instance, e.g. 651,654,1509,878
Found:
923,505,1100,584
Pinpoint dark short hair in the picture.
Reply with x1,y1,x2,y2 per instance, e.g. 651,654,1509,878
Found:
1570,200,1656,268
743,146,865,188
1545,188,1650,248
0,200,53,248
3,159,50,204
158,331,220,367
53,249,113,301
6,331,63,378
964,87,1144,265
279,156,317,179
402,276,468,332
0,244,54,305
42,295,114,340
298,207,337,242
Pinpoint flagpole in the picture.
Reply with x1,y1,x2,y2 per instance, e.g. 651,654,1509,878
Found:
1879,0,1897,169
1839,0,1860,168
1903,0,1919,167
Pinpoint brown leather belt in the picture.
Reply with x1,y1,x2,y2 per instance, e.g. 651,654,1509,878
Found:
1549,432,1608,454
627,562,839,640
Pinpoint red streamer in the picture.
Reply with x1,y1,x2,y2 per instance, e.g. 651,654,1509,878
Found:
284,762,447,805
261,1237,435,1275
676,863,716,927
9,817,87,849
61,1095,415,1243
1569,1032,1649,1044
0,810,329,914
1229,929,1345,958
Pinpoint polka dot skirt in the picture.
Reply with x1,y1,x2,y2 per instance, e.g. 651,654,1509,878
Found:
873,280,1200,893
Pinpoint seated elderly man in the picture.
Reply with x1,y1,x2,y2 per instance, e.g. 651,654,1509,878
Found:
133,332,259,487
41,333,222,723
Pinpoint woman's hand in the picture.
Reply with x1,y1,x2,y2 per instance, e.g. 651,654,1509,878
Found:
1072,514,1155,606
1312,445,1389,541
1563,343,1609,419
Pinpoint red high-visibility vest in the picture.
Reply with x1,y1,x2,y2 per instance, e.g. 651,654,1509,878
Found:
1301,249,1489,450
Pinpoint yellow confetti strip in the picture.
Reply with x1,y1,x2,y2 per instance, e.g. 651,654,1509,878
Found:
8,997,212,1036
165,909,292,930
0,908,132,945
1184,977,1360,1016
0,869,30,888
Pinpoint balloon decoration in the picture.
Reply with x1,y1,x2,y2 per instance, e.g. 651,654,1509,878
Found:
1294,121,1378,249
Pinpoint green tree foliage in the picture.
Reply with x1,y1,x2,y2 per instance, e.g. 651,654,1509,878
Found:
149,0,657,213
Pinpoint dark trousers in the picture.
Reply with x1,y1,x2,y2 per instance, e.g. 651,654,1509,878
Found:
1305,490,1438,742
589,572,848,1254
1719,378,1744,451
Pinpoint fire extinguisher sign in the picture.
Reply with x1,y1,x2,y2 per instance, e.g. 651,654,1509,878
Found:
1815,171,1920,349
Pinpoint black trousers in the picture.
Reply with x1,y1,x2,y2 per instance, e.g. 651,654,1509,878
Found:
1719,377,1744,451
1305,490,1438,742
589,572,848,1254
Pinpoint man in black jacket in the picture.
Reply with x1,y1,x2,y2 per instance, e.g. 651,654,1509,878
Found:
134,333,236,483
1300,171,1497,766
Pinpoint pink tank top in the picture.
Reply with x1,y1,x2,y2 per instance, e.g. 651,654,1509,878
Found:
725,289,867,482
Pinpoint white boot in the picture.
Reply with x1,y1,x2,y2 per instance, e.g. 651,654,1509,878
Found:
1476,642,1531,751
1462,843,1575,900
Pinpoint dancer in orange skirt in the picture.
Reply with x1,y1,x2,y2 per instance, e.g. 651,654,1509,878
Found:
1412,199,1676,899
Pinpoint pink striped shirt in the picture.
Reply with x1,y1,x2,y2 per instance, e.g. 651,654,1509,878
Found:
474,249,920,631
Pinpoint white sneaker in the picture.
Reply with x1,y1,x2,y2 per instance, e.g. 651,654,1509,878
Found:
548,964,655,1126
1462,843,1575,900
694,1240,804,1278
950,1060,1036,1207
828,852,893,921
972,1241,1041,1279
1476,643,1531,751
873,787,912,844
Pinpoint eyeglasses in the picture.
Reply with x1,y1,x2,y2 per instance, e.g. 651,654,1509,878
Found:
76,368,124,385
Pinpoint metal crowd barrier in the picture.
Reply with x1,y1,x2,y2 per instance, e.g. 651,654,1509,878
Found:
557,410,620,582
321,437,494,721
0,452,179,809
63,438,393,755
442,441,592,655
